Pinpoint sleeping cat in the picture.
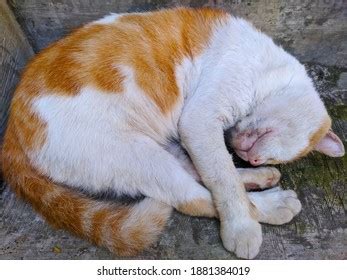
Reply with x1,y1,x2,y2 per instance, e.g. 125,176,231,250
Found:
1,7,344,259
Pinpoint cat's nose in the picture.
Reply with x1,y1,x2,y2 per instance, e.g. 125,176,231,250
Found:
249,158,265,166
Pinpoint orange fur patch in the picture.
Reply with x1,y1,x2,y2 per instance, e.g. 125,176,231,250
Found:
10,80,47,151
1,125,86,236
116,8,228,113
89,207,111,245
14,7,228,117
296,116,331,159
177,198,217,218
109,208,139,255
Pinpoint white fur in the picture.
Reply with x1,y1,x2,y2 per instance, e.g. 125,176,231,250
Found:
30,14,331,259
33,67,210,208
178,17,326,259
93,13,123,25
248,187,302,225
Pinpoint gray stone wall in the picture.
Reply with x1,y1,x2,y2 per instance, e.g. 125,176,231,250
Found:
8,0,347,67
0,0,33,139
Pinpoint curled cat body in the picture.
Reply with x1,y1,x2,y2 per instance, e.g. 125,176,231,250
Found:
1,7,344,259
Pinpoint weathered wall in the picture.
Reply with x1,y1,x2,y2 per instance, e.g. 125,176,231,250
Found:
8,0,347,67
0,0,33,139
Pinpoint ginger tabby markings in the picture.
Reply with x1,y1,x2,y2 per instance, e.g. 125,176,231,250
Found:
1,7,344,259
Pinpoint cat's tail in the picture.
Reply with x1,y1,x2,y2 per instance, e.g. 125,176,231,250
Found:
1,126,172,256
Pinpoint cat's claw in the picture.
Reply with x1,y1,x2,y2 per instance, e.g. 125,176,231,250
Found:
249,187,302,225
220,217,262,259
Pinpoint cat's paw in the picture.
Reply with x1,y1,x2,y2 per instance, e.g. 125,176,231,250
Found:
249,187,302,225
220,217,262,259
262,167,281,187
242,167,281,190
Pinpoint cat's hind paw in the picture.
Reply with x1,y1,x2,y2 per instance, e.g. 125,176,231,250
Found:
249,187,302,225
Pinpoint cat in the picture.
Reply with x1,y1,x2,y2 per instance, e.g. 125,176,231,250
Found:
1,7,344,259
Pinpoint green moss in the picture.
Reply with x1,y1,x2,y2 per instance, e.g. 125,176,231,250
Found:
279,152,346,207
305,62,345,87
327,105,347,120
326,67,344,86
295,221,307,234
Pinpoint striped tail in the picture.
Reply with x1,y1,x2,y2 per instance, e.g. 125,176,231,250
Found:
1,125,172,256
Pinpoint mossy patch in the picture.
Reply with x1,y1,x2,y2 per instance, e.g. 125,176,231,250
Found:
305,63,346,89
327,104,347,120
279,151,346,208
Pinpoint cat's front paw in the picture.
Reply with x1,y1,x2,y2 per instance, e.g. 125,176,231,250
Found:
242,167,281,190
261,167,281,187
220,217,262,259
249,187,302,225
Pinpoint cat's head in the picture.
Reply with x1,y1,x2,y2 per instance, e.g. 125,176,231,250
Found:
229,68,345,166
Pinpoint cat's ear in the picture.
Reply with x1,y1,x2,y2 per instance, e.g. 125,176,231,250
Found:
314,130,345,157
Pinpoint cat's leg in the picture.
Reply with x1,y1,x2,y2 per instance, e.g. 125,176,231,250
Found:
165,142,281,190
164,141,201,182
179,100,262,259
110,135,217,218
165,143,300,224
107,137,298,224
164,143,300,224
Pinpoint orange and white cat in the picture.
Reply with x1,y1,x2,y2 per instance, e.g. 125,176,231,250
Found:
1,8,344,259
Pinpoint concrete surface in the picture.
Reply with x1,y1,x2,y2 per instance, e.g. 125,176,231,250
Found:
0,0,346,259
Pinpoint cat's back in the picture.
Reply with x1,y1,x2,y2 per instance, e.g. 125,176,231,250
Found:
3,8,230,188
8,8,230,147
14,7,228,100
